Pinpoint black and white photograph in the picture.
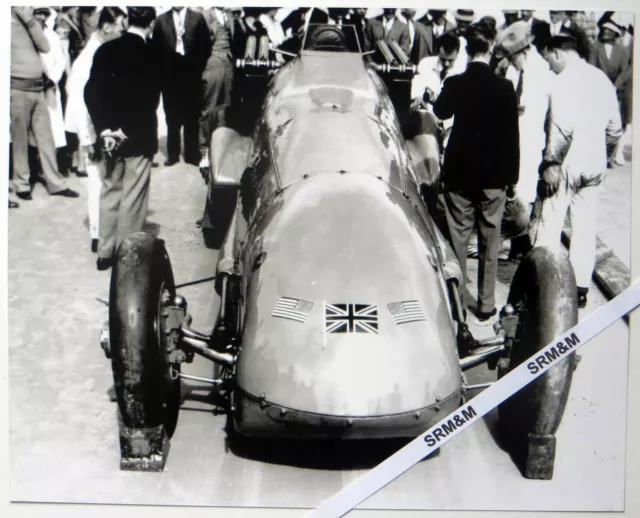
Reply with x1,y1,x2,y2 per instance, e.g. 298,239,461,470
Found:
4,2,639,517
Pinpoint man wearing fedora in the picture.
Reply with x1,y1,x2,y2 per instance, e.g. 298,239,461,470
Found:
531,32,622,308
452,9,475,65
496,21,555,259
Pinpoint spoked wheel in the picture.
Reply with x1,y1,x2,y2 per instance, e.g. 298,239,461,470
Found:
109,233,182,470
498,246,578,479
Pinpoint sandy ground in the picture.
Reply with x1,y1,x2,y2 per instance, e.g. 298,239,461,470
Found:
7,119,632,512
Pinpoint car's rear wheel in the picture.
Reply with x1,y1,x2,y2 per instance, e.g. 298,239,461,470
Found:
109,233,181,438
498,246,578,479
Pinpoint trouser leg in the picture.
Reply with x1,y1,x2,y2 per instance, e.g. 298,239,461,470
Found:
98,157,125,259
199,59,233,156
568,183,599,288
183,107,200,165
31,90,66,194
443,189,476,308
116,155,152,250
84,150,103,240
10,89,34,194
200,67,223,156
164,92,182,161
476,188,507,313
529,178,571,250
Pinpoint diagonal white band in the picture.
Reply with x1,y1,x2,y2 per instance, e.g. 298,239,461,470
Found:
307,280,640,518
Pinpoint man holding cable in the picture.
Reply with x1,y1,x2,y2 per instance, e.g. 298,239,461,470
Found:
84,7,161,271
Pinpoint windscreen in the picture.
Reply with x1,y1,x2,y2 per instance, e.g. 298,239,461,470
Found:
302,24,362,53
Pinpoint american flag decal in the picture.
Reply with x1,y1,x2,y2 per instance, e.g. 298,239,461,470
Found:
272,297,314,323
325,303,379,334
387,300,426,324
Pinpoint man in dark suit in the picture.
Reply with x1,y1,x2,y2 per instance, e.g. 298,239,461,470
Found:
400,8,431,64
418,9,456,57
433,19,520,323
365,8,411,58
84,7,161,270
152,7,210,167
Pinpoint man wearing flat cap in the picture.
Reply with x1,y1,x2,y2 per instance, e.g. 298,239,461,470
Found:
496,21,555,258
530,32,622,308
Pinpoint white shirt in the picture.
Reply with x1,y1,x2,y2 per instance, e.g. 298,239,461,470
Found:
213,7,227,27
548,56,622,185
407,19,415,48
127,26,148,42
172,7,187,55
384,16,395,36
40,26,66,84
64,32,104,145
411,55,465,100
259,13,285,47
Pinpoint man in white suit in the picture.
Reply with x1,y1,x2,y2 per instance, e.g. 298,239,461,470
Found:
531,32,622,308
496,21,555,259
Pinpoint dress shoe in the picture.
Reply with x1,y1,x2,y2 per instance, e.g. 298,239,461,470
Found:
97,257,114,271
164,157,179,167
577,291,588,309
9,200,19,209
51,188,80,198
473,308,497,325
91,239,98,253
577,293,587,308
16,191,32,201
75,170,88,178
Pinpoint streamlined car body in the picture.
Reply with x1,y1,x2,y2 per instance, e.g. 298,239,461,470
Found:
104,24,578,479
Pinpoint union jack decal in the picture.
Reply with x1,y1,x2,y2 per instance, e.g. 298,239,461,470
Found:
324,303,379,334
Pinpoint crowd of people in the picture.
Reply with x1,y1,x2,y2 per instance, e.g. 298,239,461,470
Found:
9,7,634,318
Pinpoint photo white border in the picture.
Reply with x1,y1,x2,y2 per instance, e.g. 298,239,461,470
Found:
1,0,638,516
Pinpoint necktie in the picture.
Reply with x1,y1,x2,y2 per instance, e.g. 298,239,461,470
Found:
440,66,447,82
409,21,415,48
176,12,185,55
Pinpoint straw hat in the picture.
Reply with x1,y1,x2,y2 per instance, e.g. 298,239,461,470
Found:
497,21,534,56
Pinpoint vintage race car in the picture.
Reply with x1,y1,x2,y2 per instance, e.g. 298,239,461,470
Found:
101,24,578,480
